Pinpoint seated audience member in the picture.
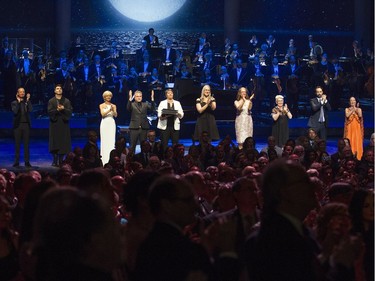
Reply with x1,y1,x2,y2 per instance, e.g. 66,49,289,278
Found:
327,182,354,206
134,175,240,281
315,203,364,278
32,188,123,281
0,195,21,280
261,136,283,157
349,189,374,281
245,159,362,281
122,170,160,276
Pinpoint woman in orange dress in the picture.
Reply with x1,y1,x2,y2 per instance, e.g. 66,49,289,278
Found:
344,97,364,160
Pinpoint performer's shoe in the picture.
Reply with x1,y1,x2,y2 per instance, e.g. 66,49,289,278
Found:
25,162,32,168
12,162,19,167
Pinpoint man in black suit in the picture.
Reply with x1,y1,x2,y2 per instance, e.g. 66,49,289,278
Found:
135,175,239,281
143,28,160,50
11,87,33,167
307,85,331,140
245,159,362,281
127,90,155,152
229,58,249,88
133,140,152,168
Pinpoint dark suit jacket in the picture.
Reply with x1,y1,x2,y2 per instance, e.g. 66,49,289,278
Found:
308,97,331,127
143,34,160,50
135,221,239,281
126,100,155,129
245,213,319,281
161,48,176,64
11,99,33,128
245,212,354,281
229,68,249,87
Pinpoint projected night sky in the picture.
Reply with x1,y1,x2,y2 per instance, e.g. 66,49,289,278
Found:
0,0,361,33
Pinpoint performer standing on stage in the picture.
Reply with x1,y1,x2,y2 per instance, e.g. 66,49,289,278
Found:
271,95,292,147
194,85,220,141
127,90,155,152
11,87,33,167
48,84,72,167
157,89,184,152
308,86,331,140
99,91,117,165
344,97,364,160
234,87,253,150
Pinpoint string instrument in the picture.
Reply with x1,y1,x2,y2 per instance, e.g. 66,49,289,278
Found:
38,66,46,81
364,65,374,96
272,75,282,93
286,73,299,94
323,70,331,86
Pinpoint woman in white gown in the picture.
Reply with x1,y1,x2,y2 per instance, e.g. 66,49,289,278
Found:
99,91,117,165
234,87,253,149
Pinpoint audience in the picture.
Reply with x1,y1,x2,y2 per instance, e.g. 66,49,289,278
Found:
0,127,373,281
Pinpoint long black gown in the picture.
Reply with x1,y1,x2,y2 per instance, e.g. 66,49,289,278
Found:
193,98,220,141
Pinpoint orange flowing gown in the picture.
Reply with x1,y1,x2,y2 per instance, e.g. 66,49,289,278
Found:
344,110,364,160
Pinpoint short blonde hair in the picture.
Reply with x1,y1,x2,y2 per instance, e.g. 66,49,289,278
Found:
102,90,112,99
275,95,284,102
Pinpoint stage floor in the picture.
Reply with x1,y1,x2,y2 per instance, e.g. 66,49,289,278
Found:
0,136,364,173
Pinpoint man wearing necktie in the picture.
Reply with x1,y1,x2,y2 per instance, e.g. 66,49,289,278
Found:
308,86,331,140
11,87,33,167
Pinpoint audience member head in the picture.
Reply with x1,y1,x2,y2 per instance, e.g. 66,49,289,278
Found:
328,182,353,205
33,188,123,279
348,189,374,234
315,202,351,243
76,168,114,205
123,170,160,217
232,177,259,213
261,159,318,220
148,175,198,228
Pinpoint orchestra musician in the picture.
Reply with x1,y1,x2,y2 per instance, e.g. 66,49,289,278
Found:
248,55,266,109
230,58,249,89
314,53,334,90
330,55,345,110
17,50,36,93
1,49,18,110
285,55,301,114
284,38,297,61
265,34,277,58
249,35,260,57
218,65,230,90
148,68,164,101
90,54,107,113
161,39,176,82
267,57,285,103
75,57,93,114
192,35,210,65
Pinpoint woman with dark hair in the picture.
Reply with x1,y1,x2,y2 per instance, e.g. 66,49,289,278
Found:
234,87,253,149
349,189,374,281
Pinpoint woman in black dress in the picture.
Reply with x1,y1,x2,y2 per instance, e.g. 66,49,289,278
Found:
194,84,220,141
271,95,292,147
